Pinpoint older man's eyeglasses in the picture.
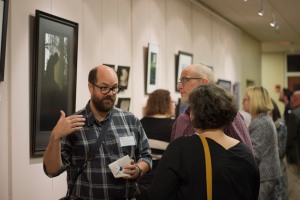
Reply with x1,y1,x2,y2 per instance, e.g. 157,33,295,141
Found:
92,84,121,95
177,77,203,86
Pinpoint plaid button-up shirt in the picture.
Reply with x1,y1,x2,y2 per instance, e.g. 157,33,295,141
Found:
53,102,152,199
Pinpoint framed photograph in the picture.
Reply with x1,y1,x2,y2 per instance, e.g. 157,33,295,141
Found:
116,98,131,111
176,51,193,91
117,65,130,90
0,0,9,81
233,82,240,108
146,43,159,94
217,79,232,92
246,79,255,87
31,10,78,157
103,63,115,70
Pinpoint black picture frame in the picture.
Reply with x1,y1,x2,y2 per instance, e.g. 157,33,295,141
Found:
0,0,9,81
146,43,159,94
216,79,232,92
116,98,131,111
176,51,193,92
31,10,78,157
103,63,115,70
117,65,130,90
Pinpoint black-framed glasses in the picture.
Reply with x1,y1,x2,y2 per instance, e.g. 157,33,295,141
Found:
177,77,203,86
92,84,121,95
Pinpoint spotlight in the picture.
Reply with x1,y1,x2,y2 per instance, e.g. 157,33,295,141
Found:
270,11,276,28
270,20,276,28
258,0,264,16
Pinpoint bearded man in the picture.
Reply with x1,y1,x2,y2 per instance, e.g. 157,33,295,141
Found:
43,65,151,200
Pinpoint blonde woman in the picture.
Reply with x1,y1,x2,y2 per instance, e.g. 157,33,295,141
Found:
242,86,281,200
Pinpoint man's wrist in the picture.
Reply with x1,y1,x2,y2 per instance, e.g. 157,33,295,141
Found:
134,164,143,178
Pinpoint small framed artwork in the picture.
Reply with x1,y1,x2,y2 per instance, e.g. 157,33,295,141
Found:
0,0,9,81
103,63,115,70
116,98,131,111
233,82,240,108
31,10,78,157
176,51,193,91
117,65,130,90
217,79,232,92
146,43,159,94
246,79,255,87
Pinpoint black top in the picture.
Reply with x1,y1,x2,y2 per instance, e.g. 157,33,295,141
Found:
140,117,175,155
148,134,260,200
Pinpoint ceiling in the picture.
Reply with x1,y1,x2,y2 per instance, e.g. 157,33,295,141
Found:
192,0,300,53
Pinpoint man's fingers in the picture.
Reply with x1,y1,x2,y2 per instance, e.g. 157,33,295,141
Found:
59,110,66,119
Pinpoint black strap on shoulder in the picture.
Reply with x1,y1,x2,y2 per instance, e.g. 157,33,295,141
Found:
66,109,114,197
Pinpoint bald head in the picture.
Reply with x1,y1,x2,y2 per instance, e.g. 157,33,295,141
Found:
183,64,214,83
88,65,118,84
291,90,300,108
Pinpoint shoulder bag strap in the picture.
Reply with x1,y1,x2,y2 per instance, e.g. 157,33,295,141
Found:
66,109,114,197
199,134,212,200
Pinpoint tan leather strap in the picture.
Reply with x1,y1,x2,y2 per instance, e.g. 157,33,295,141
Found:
199,134,212,200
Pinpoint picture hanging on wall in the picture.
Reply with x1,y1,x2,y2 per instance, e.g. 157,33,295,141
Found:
146,43,159,94
116,98,131,111
0,0,9,81
31,10,78,157
103,63,115,71
217,79,232,92
176,51,193,92
233,82,240,109
117,65,130,90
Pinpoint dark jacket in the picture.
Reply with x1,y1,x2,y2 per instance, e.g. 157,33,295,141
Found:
286,105,300,164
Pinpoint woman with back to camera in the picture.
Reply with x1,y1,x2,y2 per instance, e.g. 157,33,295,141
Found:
148,84,260,200
136,89,176,200
242,86,281,200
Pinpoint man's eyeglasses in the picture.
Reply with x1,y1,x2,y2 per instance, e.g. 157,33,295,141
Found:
177,77,203,86
92,84,121,95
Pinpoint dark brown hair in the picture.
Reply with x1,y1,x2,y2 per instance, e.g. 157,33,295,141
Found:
271,98,282,122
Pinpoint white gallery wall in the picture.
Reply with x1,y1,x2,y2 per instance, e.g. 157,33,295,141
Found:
0,0,261,199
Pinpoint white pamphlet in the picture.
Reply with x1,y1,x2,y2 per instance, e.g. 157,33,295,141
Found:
108,155,131,178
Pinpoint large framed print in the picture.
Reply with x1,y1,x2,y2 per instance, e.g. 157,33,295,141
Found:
31,10,78,157
146,43,159,94
176,51,193,92
0,0,9,81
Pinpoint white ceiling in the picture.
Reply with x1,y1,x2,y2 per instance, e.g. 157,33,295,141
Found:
192,0,300,53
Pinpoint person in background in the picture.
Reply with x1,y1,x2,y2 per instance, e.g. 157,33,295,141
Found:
286,90,300,199
279,88,293,123
148,84,260,200
136,89,176,200
270,99,288,200
242,86,281,200
171,63,254,153
43,65,152,199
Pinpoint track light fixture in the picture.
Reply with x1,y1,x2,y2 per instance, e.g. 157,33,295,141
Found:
270,9,277,28
258,0,264,16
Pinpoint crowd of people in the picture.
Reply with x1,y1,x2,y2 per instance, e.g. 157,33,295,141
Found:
42,63,300,200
